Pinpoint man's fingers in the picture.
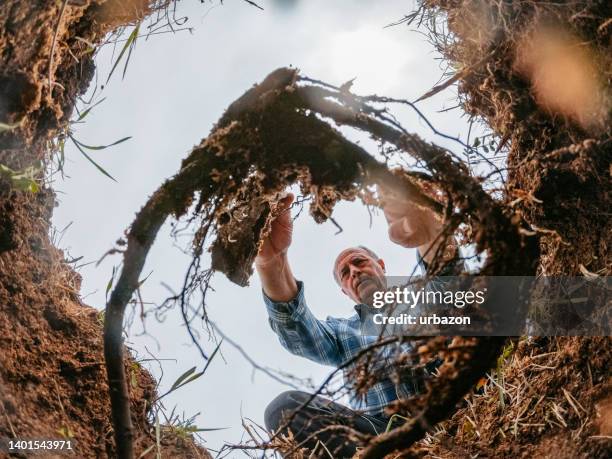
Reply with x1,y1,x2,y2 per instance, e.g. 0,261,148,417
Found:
280,192,294,208
274,192,294,214
269,191,294,240
258,193,296,260
274,193,294,224
271,213,293,232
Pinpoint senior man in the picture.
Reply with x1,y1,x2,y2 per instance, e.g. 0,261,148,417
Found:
256,189,458,458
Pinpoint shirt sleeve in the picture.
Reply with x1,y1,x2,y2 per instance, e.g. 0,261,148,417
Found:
263,281,342,367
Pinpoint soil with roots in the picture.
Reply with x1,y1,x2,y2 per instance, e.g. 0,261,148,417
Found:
0,188,211,458
0,1,210,457
412,337,611,459
0,0,610,458
407,1,612,458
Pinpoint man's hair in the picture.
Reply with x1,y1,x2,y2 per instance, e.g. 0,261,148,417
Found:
333,245,380,283
357,245,380,260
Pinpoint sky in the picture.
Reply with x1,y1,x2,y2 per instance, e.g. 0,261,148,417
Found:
51,0,479,455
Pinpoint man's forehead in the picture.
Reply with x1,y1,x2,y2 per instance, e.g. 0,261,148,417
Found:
334,247,369,269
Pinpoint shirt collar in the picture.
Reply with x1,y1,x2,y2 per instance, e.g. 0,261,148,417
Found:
354,303,369,319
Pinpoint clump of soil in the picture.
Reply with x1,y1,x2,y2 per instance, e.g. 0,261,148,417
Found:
391,1,612,457
0,186,210,458
0,1,210,457
418,0,611,275
0,0,160,170
415,337,611,458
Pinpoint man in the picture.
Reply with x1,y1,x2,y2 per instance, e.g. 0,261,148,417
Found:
256,189,458,458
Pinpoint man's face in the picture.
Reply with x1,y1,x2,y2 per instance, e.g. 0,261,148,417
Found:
334,248,386,305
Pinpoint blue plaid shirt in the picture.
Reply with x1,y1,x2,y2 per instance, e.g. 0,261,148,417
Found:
263,254,462,418
264,281,423,418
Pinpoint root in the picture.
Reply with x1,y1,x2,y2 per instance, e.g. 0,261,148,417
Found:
104,67,537,458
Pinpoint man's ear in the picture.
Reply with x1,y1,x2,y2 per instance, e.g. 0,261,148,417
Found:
378,258,386,272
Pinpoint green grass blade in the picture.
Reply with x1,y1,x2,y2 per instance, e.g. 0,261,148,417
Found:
137,270,153,288
178,369,205,388
192,427,228,432
173,340,224,389
201,339,223,374
122,31,138,80
70,136,117,182
169,367,196,392
58,137,66,174
0,163,40,193
106,23,140,84
385,414,409,433
76,97,107,122
72,136,131,150
105,266,117,301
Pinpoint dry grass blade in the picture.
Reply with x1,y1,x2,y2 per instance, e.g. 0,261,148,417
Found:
0,120,23,133
561,388,584,418
414,69,467,103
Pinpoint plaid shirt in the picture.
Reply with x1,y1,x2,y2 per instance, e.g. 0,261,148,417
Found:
264,282,421,417
263,255,464,418
263,255,458,418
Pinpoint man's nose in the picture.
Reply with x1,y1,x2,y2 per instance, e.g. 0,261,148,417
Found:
350,265,362,278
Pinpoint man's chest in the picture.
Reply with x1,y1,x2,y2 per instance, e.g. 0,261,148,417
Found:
334,320,413,367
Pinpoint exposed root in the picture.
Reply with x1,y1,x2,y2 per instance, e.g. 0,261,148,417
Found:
105,67,536,458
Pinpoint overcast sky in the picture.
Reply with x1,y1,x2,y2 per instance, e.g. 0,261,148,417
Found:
52,0,478,455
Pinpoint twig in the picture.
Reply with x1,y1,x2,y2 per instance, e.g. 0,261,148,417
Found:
209,321,307,389
240,0,264,10
48,0,70,99
103,67,536,459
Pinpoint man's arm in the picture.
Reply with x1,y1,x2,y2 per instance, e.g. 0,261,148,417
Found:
255,253,298,302
262,281,343,367
255,194,298,302
255,193,342,366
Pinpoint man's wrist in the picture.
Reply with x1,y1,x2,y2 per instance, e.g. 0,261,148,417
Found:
255,252,298,302
418,236,457,265
255,251,287,269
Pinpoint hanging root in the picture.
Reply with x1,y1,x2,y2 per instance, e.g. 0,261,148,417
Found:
104,67,537,458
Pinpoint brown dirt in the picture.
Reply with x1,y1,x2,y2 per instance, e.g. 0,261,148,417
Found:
0,1,210,457
387,1,612,457
0,189,211,458
418,0,611,276
412,337,611,458
0,225,146,457
0,0,157,171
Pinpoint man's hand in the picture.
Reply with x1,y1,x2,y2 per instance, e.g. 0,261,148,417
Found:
255,193,298,302
381,187,440,248
380,186,455,264
256,193,294,265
